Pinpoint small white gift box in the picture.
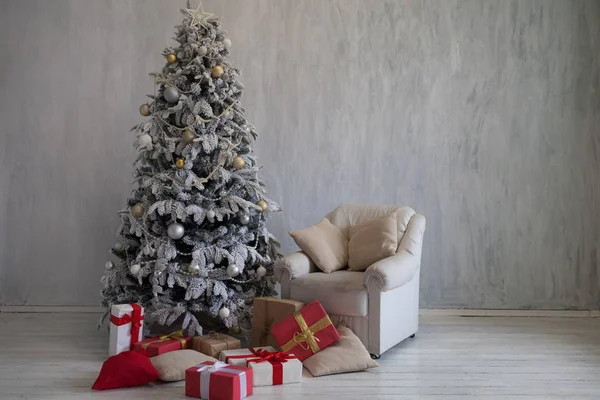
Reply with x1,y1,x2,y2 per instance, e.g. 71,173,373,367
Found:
220,347,302,386
108,303,144,356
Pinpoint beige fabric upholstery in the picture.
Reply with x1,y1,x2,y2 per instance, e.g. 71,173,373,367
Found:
364,214,426,291
275,205,426,356
364,252,420,291
289,218,348,273
303,325,378,377
274,251,318,281
290,271,368,316
398,214,426,256
348,211,398,271
329,314,369,346
150,350,216,382
326,205,415,249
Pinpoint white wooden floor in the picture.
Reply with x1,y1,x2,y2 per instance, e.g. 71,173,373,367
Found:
1,313,600,399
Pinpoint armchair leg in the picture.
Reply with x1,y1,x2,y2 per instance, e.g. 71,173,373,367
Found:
370,353,380,360
410,334,416,338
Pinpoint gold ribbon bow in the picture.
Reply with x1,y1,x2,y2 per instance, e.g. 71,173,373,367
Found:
142,329,187,349
280,312,332,354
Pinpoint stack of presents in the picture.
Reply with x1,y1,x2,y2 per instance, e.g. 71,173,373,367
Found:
92,298,378,398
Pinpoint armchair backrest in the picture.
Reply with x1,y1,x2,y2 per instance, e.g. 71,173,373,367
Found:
326,205,416,253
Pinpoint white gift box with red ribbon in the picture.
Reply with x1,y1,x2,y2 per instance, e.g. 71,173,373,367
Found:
220,347,302,387
108,303,144,356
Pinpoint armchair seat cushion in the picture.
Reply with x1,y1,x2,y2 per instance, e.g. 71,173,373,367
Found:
289,271,368,316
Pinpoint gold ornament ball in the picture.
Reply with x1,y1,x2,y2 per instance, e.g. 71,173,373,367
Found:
231,326,242,334
182,129,196,144
131,203,144,218
175,158,185,169
139,103,151,116
211,65,225,78
166,53,177,64
233,156,246,170
257,200,268,213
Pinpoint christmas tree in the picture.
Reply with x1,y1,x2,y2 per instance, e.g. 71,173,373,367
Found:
101,1,280,335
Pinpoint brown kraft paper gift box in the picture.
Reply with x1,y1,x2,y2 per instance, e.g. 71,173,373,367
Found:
251,297,305,349
192,333,241,358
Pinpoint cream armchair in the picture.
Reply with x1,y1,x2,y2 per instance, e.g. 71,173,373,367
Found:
274,205,426,357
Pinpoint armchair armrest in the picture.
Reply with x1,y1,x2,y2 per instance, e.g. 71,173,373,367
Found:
364,251,420,291
274,251,318,283
365,213,426,292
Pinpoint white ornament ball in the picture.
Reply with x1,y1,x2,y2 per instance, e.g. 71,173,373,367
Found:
227,264,240,277
257,266,267,277
206,210,216,220
137,134,152,150
219,307,230,319
187,263,200,274
199,46,208,56
239,213,250,225
130,264,141,275
105,261,114,270
223,38,232,49
168,223,185,240
113,242,123,251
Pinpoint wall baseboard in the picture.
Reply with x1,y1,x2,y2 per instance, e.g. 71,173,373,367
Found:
419,309,599,318
0,306,104,313
1,306,598,317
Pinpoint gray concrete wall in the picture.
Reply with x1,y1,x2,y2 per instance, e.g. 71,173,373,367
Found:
1,0,599,308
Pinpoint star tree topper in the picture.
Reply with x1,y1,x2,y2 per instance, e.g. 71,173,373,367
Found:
185,1,215,29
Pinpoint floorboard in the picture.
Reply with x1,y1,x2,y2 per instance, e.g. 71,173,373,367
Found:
0,313,599,399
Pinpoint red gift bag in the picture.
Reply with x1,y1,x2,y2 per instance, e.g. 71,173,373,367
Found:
270,300,340,362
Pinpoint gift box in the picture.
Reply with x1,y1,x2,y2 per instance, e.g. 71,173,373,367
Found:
185,361,253,400
133,330,192,357
109,303,144,356
219,346,277,366
270,300,339,362
246,348,302,387
251,297,305,349
192,333,241,359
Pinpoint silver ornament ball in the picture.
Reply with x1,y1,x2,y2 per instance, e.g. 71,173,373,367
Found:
219,307,230,319
226,264,240,277
206,210,216,220
223,38,232,49
187,263,200,274
257,266,267,277
113,242,123,251
239,213,250,225
163,86,180,103
105,261,114,270
199,46,208,56
167,223,185,240
130,264,141,275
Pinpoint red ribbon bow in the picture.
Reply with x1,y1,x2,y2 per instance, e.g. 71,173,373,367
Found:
110,303,144,350
252,349,296,364
248,349,296,385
